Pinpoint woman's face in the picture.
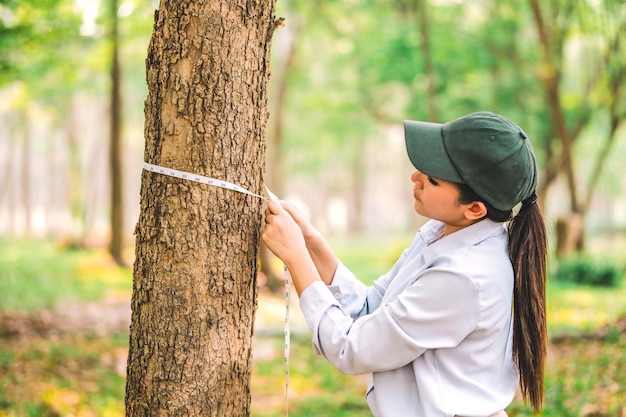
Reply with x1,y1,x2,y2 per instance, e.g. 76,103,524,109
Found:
410,170,477,230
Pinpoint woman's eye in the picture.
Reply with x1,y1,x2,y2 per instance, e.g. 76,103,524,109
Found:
427,176,438,185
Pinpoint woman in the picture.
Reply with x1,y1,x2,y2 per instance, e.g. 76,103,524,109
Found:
262,111,547,417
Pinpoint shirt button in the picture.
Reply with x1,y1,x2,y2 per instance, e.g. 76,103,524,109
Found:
334,293,341,299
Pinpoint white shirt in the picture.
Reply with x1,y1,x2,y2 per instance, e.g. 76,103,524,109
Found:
298,219,518,417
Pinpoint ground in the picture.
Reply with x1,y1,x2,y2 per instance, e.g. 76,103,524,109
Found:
1,294,625,417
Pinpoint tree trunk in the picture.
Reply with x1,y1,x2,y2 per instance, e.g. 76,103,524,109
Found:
65,102,86,247
262,14,295,291
528,0,579,213
125,1,277,416
348,143,365,235
414,0,438,122
528,0,583,256
2,113,18,236
109,0,125,265
20,113,31,236
530,0,626,256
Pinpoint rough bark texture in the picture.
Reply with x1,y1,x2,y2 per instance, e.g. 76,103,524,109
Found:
125,1,277,416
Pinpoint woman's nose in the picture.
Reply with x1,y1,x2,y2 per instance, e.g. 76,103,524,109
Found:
411,170,423,183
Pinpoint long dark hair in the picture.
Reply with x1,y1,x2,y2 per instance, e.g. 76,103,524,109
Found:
457,183,548,413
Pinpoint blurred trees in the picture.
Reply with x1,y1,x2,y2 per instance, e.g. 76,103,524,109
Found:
0,0,87,239
528,0,626,255
0,0,152,254
1,0,625,259
108,0,124,265
273,0,625,254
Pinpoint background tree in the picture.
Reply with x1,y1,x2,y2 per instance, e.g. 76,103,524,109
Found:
528,0,626,256
108,0,125,265
125,0,279,415
261,1,300,291
0,0,86,238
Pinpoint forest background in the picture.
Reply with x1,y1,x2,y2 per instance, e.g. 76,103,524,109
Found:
1,0,625,416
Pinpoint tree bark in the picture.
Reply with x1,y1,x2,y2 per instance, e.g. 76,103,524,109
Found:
125,1,277,416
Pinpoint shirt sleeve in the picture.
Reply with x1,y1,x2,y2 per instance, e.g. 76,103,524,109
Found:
328,245,414,319
299,267,481,375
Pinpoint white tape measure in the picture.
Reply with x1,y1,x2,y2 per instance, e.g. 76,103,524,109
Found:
265,187,291,416
143,162,269,200
144,162,291,416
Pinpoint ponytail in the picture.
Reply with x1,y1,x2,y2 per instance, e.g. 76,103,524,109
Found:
457,184,548,413
508,198,548,413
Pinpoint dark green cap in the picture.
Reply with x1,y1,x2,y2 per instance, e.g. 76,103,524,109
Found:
404,111,538,211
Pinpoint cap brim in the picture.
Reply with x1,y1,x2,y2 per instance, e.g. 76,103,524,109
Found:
403,120,464,183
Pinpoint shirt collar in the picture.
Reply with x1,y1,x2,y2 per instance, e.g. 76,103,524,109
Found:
419,219,507,264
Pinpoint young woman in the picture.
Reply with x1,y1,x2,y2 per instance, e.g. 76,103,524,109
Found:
262,111,548,417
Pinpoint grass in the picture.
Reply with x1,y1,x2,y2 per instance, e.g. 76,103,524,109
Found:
0,333,128,417
0,239,132,312
328,234,413,285
547,279,626,334
251,333,626,417
252,334,371,417
0,237,625,416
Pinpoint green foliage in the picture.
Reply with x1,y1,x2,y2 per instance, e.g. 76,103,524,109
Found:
553,255,624,288
0,0,86,89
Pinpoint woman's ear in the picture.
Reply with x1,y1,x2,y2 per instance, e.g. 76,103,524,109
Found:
465,201,487,220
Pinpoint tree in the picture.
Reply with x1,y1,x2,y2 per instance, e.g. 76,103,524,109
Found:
0,0,87,238
262,3,298,291
125,0,280,415
528,0,626,255
109,0,125,265
412,0,438,122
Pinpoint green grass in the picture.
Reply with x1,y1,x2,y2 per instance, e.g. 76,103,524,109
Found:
547,278,626,334
252,334,371,417
0,237,624,416
0,239,132,312
251,333,626,417
0,333,128,417
329,234,413,285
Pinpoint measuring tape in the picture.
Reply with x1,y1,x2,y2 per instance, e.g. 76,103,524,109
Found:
144,162,291,416
264,187,292,416
143,162,269,199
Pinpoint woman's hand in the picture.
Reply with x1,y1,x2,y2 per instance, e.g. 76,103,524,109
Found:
279,201,321,246
262,200,308,264
265,200,339,285
262,200,322,296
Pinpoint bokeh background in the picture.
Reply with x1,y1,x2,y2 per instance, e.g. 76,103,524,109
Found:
1,0,625,416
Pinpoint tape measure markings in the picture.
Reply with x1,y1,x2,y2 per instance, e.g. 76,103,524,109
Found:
143,162,268,200
266,184,291,417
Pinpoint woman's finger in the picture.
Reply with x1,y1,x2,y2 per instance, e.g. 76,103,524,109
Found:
267,199,285,215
